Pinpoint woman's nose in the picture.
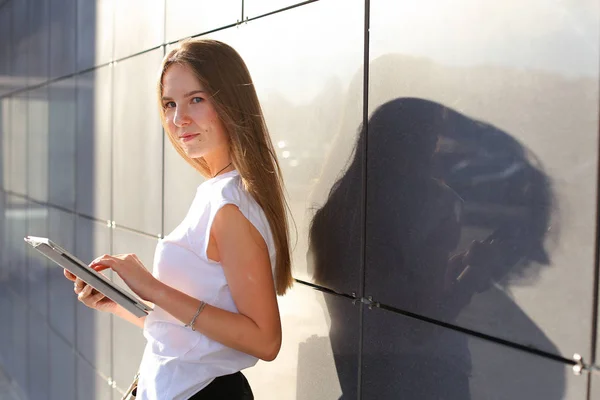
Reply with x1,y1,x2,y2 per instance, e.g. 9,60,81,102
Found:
173,108,190,127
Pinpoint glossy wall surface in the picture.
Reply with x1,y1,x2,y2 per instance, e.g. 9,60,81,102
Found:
0,1,598,399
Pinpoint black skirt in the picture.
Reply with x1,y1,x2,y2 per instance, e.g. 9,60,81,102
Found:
188,372,254,400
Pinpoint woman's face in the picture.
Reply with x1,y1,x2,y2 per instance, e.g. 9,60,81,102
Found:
161,63,229,160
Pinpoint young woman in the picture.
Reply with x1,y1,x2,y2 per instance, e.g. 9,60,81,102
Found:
65,39,293,399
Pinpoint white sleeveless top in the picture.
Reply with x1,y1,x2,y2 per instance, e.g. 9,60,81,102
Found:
137,170,276,400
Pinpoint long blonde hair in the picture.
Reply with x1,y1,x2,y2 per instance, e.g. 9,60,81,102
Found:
157,39,293,295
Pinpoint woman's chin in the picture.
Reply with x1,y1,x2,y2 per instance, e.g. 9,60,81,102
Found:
183,148,202,159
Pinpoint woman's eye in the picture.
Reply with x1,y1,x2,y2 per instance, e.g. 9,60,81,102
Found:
164,101,176,109
191,97,204,104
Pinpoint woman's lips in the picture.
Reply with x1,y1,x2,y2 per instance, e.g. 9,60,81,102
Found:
180,133,199,142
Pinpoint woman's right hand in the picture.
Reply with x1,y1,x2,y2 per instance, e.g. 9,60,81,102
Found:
64,270,118,314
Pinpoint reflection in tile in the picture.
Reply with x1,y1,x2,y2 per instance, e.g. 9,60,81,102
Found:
244,0,308,19
77,0,115,70
76,66,112,220
49,79,77,210
48,208,76,345
2,97,10,189
76,299,114,379
207,0,365,295
11,300,28,393
27,201,49,317
0,193,6,282
77,356,113,400
0,290,13,375
28,86,49,203
362,307,586,400
75,216,112,376
49,331,76,400
0,194,4,270
0,5,11,96
366,0,600,360
165,0,240,42
28,309,49,400
7,195,28,298
28,0,50,84
10,95,27,195
112,315,145,392
245,283,357,399
361,98,568,358
112,49,163,235
49,0,77,79
11,0,28,91
114,0,165,60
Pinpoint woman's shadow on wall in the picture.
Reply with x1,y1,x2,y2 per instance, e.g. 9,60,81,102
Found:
305,97,563,399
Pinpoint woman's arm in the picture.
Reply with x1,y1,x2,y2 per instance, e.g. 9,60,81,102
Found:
149,204,282,361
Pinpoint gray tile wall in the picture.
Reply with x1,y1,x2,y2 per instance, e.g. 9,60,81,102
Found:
366,0,599,362
0,1,597,399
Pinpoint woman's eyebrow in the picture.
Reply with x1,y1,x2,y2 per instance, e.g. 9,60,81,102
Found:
161,90,205,101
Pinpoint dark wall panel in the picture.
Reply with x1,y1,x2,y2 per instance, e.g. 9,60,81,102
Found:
74,217,112,378
7,195,28,299
366,0,599,361
0,3,12,96
11,0,28,91
28,0,50,84
48,79,77,211
26,201,48,318
49,331,76,400
27,309,49,400
76,66,112,221
77,0,114,71
362,306,588,399
49,0,77,79
48,209,77,346
11,301,28,394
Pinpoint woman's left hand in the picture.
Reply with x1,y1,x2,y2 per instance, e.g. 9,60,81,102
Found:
89,254,161,302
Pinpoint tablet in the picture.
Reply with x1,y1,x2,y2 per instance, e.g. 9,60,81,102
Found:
24,236,152,318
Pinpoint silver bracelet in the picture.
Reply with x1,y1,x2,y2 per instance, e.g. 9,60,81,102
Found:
185,301,206,331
